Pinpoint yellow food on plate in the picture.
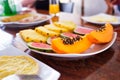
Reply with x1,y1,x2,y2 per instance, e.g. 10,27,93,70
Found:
54,21,76,31
20,29,48,43
0,56,39,80
35,27,60,37
1,13,32,22
18,15,47,23
44,24,69,33
89,15,118,22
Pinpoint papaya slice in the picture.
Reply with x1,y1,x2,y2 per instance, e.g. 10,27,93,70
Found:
87,23,114,44
51,35,92,54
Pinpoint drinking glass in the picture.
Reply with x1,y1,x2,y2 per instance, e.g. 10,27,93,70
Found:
49,0,60,22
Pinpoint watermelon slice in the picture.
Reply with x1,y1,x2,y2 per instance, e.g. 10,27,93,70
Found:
27,42,53,52
47,36,58,45
74,27,94,35
60,32,79,38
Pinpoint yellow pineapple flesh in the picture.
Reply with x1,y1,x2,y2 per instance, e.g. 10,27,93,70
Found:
54,21,76,31
44,24,69,33
35,27,60,37
19,29,48,43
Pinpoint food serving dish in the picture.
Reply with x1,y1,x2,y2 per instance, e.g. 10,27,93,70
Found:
14,32,117,58
0,13,51,28
0,45,60,80
81,13,120,25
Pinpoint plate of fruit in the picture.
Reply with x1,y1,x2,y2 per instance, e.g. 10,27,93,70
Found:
15,21,117,58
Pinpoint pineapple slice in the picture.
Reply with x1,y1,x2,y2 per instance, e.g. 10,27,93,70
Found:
44,24,69,33
54,21,76,31
19,29,48,43
35,27,60,37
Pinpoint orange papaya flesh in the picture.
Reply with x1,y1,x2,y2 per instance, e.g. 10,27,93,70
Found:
51,36,92,54
87,23,114,44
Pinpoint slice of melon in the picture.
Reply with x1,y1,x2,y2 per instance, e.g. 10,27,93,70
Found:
60,32,79,38
74,27,93,35
47,36,58,45
27,42,53,52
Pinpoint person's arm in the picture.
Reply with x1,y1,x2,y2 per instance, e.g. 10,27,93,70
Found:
105,0,117,14
20,0,37,13
21,0,36,8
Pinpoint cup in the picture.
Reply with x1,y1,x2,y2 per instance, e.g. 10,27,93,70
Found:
49,0,60,22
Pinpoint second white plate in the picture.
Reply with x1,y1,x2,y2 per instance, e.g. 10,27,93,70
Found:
0,45,60,80
82,13,120,25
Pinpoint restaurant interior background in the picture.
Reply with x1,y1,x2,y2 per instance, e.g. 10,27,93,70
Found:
0,0,120,80
35,0,108,25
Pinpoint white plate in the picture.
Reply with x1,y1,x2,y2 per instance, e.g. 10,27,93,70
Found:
81,13,120,25
0,13,51,28
15,32,117,59
0,45,60,80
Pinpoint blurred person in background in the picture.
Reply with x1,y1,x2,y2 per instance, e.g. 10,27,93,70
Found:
113,0,120,15
20,0,36,13
105,0,117,14
105,0,120,15
60,0,119,16
20,0,49,13
20,0,120,15
21,0,36,8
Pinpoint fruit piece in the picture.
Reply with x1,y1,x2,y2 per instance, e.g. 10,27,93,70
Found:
35,27,60,37
54,21,76,31
87,23,113,44
51,35,92,54
60,32,79,38
47,36,58,45
19,29,48,43
74,27,93,35
44,24,69,33
27,42,53,52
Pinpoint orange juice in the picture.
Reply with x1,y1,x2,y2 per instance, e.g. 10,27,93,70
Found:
49,4,60,14
49,0,60,22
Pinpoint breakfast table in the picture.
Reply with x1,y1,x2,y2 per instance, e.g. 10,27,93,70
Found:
2,9,120,80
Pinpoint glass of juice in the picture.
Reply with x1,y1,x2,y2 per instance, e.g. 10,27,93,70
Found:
49,0,60,22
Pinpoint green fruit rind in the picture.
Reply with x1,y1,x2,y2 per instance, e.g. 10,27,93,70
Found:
60,32,79,38
47,36,58,45
27,42,53,52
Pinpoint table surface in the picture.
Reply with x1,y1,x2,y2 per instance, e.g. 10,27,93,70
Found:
3,9,120,80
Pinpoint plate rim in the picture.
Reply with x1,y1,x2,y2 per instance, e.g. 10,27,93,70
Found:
0,13,52,28
15,32,117,58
